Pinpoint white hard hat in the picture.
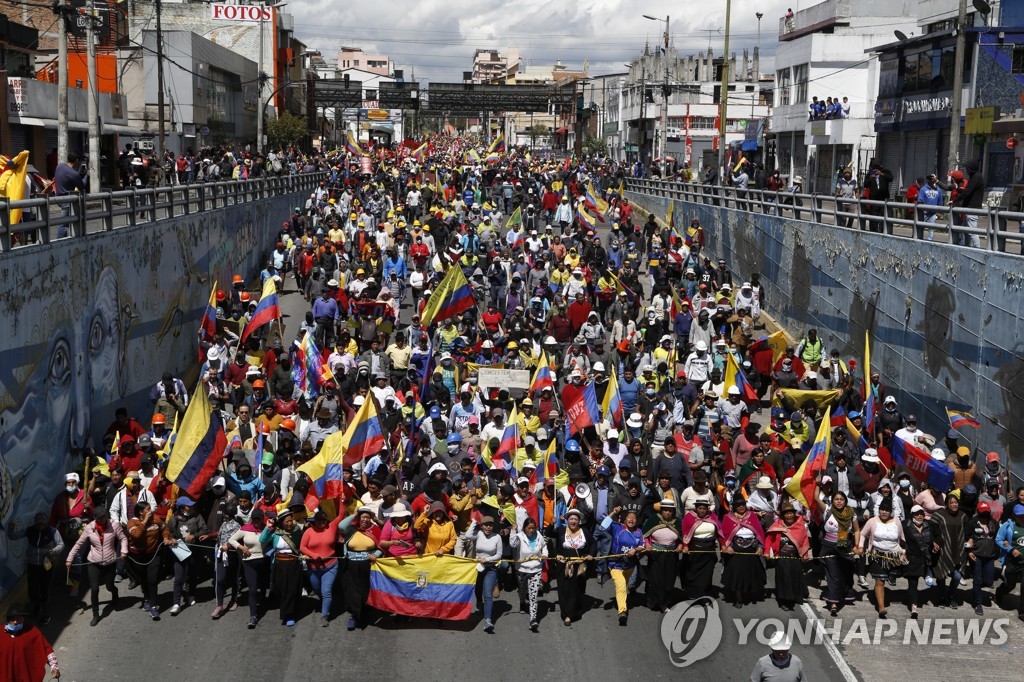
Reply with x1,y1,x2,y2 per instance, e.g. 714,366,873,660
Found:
769,631,792,651
607,429,619,440
544,336,557,345
727,385,740,395
592,362,605,372
695,340,708,351
481,340,494,349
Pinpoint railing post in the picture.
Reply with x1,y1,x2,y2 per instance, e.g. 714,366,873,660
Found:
0,200,10,252
103,193,114,232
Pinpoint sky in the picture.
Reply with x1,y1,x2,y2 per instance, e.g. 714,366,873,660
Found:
288,0,797,83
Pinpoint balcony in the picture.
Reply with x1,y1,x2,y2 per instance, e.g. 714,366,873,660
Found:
779,0,851,41
804,116,874,145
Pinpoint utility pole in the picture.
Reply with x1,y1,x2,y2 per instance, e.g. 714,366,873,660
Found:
661,16,670,166
256,3,265,153
638,63,647,166
946,0,968,176
716,0,733,183
85,0,100,192
56,0,68,165
155,0,166,157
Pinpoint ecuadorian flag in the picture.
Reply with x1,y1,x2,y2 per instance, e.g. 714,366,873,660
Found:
601,366,623,426
239,278,279,344
166,381,228,497
368,555,478,620
785,406,831,518
529,351,555,396
420,265,476,326
946,408,980,429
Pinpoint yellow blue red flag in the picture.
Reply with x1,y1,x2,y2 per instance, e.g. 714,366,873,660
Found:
368,555,478,619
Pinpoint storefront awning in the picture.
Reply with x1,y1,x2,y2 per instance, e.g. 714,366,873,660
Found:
992,118,1024,134
10,117,88,131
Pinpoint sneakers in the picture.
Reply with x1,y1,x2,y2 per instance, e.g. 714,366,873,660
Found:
974,605,984,616
619,613,628,626
321,616,330,628
346,617,357,631
211,605,225,620
141,600,151,611
519,602,528,614
247,616,258,629
483,619,495,633
169,604,181,616
284,619,295,627
115,574,125,584
858,576,869,589
149,607,161,621
910,606,919,619
924,576,937,587
90,615,100,627
128,579,139,590
184,595,196,607
529,620,538,633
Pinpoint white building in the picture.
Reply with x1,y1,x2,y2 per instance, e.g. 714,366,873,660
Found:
611,45,771,172
772,0,917,191
335,67,403,143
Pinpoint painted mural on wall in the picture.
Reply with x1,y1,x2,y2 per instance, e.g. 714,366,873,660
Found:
0,192,302,600
628,191,1024,480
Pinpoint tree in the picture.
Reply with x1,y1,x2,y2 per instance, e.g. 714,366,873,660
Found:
267,112,308,150
583,133,607,156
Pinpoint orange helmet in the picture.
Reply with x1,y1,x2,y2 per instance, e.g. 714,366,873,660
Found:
252,379,265,388
239,292,251,302
257,422,271,434
232,274,244,284
152,414,166,425
280,418,296,431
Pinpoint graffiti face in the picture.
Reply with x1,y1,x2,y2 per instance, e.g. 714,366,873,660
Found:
0,267,126,595
916,278,959,381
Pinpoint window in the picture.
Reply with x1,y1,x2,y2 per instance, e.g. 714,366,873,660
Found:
776,67,791,106
793,63,808,103
879,57,898,98
1013,46,1024,74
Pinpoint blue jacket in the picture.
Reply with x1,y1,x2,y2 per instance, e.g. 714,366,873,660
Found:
602,517,644,569
996,519,1022,565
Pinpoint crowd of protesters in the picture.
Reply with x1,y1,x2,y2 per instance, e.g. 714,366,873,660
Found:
5,136,1022,682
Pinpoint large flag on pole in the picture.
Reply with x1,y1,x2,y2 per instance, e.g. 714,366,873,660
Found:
863,330,876,436
198,282,218,362
420,265,476,326
563,381,601,436
529,351,555,396
945,408,980,429
165,382,228,497
601,366,623,427
723,353,759,402
239,278,280,345
784,406,832,518
890,436,955,491
345,131,363,156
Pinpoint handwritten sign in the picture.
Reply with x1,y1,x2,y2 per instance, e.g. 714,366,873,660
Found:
477,368,531,390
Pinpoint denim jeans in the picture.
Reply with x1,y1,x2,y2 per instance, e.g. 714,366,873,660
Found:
972,557,995,607
943,568,962,602
479,565,497,622
309,563,338,617
593,525,613,576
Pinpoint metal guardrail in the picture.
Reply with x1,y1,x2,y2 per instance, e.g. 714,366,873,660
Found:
0,173,328,253
625,178,1024,254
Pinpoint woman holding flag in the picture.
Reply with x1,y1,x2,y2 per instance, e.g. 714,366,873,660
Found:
338,508,382,631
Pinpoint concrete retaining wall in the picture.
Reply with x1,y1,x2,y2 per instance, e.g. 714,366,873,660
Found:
627,191,1024,482
0,187,306,599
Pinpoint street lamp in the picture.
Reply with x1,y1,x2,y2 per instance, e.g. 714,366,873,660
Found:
717,0,733,183
754,12,763,117
643,14,670,166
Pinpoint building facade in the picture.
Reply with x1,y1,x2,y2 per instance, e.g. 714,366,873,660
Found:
870,0,1024,201
772,0,916,192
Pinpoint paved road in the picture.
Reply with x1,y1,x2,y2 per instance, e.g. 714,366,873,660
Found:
42,211,1024,680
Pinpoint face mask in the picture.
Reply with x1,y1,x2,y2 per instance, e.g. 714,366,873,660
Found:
899,480,910,489
66,485,78,494
448,444,460,454
5,623,23,633
646,389,656,397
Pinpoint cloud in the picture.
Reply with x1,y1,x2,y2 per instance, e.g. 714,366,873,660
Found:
289,0,791,83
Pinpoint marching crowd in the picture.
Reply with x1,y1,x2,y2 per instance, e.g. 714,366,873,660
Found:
5,136,1024,681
